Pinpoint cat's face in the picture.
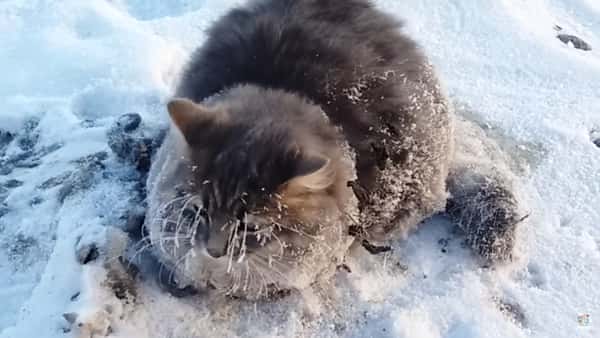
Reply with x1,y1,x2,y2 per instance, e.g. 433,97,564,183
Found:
150,86,355,299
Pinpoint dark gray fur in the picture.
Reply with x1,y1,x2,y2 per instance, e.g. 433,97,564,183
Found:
142,0,523,297
175,0,453,242
177,0,431,190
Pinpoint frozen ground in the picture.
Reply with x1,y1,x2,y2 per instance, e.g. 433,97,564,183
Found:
0,0,599,337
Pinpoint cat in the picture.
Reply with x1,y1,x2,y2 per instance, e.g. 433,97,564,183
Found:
143,0,523,300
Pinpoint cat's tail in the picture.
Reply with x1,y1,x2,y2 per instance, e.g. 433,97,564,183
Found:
446,116,528,264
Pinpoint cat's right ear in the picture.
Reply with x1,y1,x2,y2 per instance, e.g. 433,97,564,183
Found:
167,98,229,145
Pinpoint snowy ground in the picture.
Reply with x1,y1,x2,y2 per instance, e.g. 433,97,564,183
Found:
1,0,599,337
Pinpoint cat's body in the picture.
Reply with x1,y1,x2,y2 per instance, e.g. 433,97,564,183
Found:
144,0,522,299
176,0,452,244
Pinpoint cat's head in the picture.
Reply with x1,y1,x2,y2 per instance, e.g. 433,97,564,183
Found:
150,85,355,299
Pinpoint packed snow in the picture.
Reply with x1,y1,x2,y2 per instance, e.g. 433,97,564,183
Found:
0,0,598,337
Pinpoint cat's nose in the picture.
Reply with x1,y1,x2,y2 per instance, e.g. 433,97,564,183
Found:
195,228,227,258
203,223,229,258
206,242,227,258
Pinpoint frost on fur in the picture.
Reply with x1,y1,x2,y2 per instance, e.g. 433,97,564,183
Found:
446,169,524,263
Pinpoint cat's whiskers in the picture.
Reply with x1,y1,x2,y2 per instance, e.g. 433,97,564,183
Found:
247,260,269,297
268,232,287,258
272,221,321,241
158,233,193,258
252,253,290,280
236,218,253,264
249,256,291,298
122,237,154,267
173,195,194,248
168,247,196,285
225,221,238,274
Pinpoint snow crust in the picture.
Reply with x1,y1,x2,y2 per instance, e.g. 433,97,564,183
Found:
0,0,598,337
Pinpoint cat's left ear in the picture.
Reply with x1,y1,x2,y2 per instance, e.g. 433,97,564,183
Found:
281,156,335,195
167,98,229,145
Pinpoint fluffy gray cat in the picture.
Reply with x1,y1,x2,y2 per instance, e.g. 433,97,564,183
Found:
142,0,524,300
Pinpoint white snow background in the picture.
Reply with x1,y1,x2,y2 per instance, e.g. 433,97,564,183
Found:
1,0,599,337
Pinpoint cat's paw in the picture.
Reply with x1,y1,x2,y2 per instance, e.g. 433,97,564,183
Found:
447,172,525,264
63,307,113,338
67,227,139,337
75,227,138,301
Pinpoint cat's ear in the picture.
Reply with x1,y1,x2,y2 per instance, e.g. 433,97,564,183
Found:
167,98,229,145
282,156,335,194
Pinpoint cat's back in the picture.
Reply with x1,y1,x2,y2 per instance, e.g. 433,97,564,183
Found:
176,0,426,113
177,0,452,215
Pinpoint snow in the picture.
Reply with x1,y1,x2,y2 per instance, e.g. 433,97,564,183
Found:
0,0,599,337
